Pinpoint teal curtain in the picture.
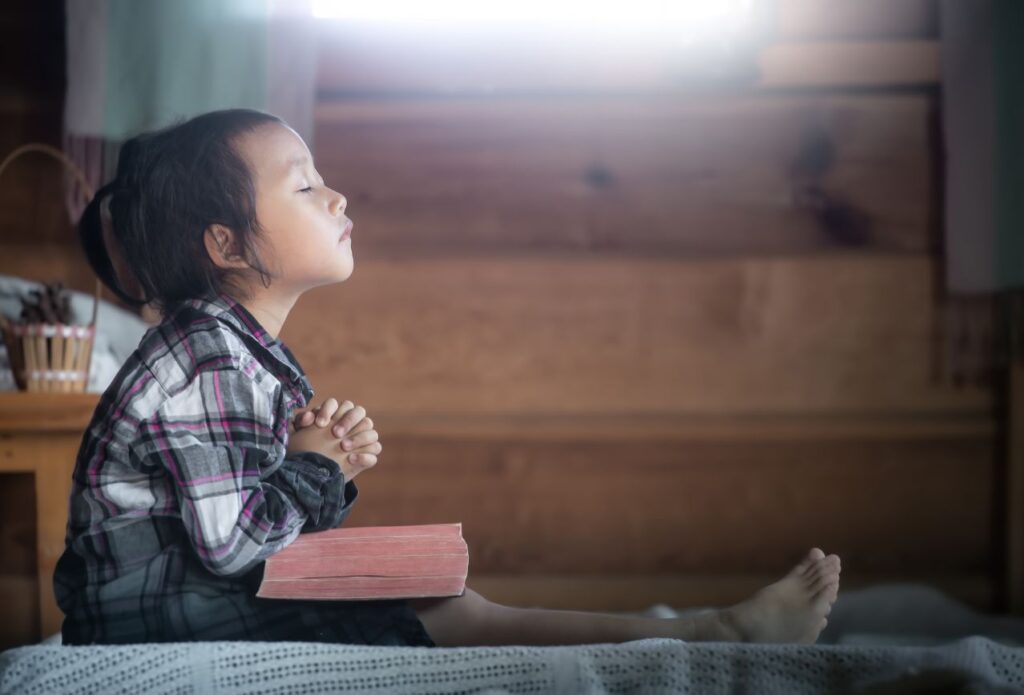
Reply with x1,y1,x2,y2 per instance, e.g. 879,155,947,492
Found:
63,0,316,218
101,0,270,140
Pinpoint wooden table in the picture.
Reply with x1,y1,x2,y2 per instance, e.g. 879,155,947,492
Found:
0,392,99,642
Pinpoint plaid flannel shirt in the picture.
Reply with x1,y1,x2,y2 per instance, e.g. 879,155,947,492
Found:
52,292,432,646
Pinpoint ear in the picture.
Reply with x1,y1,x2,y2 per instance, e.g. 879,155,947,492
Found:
204,224,248,270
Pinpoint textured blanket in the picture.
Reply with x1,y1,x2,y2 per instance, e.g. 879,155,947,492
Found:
2,636,1022,694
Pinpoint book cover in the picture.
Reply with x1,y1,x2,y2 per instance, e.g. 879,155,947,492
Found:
257,522,469,601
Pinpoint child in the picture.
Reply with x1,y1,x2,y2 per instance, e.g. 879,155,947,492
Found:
55,108,841,647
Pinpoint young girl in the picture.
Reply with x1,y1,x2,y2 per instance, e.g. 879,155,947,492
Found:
55,108,841,647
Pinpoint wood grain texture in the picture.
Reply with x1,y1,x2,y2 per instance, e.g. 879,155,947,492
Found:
282,256,988,416
373,412,995,443
467,573,991,613
315,11,938,95
314,94,934,257
0,432,83,640
0,393,101,433
341,433,994,577
757,41,940,88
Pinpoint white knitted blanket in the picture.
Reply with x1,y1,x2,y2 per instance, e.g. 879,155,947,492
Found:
2,637,1022,694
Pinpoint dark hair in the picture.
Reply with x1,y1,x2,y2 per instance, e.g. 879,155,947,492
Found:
78,108,285,317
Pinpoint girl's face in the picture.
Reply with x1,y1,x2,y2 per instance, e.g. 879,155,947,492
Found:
238,122,353,295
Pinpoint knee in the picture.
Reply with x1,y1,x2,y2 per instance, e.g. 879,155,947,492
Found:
409,586,497,638
412,586,493,619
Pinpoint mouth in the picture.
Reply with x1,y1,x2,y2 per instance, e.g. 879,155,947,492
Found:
339,220,353,242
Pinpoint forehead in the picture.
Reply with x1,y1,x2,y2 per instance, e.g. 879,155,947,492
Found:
236,122,311,181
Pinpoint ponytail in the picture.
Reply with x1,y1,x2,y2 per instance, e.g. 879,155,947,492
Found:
78,181,148,307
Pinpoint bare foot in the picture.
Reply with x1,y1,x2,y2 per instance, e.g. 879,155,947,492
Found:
705,548,841,644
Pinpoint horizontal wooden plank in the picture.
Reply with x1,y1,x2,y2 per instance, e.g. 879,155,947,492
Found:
468,573,992,613
775,0,937,41
284,257,990,415
316,21,938,94
314,94,933,257
0,393,100,434
374,412,995,442
343,434,994,576
758,41,940,88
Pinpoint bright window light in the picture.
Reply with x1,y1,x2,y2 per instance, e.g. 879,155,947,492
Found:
312,0,753,34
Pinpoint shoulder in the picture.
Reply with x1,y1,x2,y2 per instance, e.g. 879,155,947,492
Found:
129,305,283,416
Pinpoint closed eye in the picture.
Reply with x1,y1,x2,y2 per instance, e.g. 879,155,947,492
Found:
298,186,314,193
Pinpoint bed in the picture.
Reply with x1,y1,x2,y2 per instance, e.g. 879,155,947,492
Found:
2,635,1023,694
3,584,1023,694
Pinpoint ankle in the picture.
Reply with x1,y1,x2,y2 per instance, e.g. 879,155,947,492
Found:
712,607,747,642
676,609,743,642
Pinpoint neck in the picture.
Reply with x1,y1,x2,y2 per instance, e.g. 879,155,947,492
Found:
234,288,300,340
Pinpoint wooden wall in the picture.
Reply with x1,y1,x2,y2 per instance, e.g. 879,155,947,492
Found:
0,0,1004,617
293,0,999,612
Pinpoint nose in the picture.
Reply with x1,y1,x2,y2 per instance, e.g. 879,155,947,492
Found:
328,188,346,216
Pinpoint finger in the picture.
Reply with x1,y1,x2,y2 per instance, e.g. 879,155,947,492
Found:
346,441,382,457
338,419,373,443
316,398,340,426
292,409,315,430
330,400,355,423
334,415,371,439
340,429,379,451
333,405,366,438
347,452,378,469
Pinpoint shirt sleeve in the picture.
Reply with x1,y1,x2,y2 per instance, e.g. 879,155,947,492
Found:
140,365,351,577
269,451,359,532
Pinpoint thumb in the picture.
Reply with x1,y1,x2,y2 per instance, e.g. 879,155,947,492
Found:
294,410,315,428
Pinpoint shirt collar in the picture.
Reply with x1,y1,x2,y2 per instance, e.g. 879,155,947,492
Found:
182,291,314,408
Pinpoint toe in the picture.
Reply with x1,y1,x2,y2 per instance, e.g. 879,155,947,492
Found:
813,574,840,597
797,549,826,576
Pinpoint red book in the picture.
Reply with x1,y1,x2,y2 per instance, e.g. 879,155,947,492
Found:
256,523,469,600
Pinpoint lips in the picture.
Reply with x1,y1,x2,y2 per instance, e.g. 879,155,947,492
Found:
339,220,353,242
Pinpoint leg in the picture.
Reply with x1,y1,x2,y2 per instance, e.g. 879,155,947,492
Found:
409,586,717,647
410,549,842,647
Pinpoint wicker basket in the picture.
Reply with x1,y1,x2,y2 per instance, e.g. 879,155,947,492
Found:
0,143,102,393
